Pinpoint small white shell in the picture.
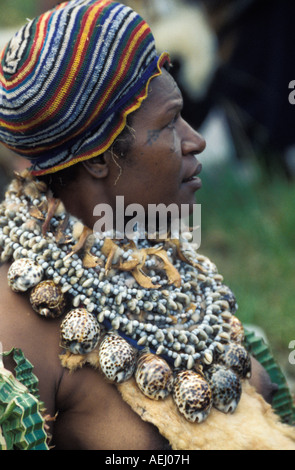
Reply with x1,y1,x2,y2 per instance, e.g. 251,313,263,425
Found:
135,353,173,400
173,370,212,423
60,308,101,354
98,332,136,383
7,258,44,292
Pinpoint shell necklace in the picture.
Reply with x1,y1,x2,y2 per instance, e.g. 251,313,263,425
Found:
0,172,251,423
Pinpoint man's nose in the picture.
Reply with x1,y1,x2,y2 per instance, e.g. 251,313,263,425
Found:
182,119,206,156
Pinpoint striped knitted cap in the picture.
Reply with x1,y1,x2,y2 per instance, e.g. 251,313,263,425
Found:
0,0,169,175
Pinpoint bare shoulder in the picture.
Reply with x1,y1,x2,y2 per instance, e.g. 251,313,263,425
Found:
0,263,63,414
53,364,170,450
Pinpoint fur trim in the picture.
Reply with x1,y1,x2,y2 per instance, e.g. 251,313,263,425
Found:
117,379,295,450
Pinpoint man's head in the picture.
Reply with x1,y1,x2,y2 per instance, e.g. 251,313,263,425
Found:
91,68,206,212
0,0,169,175
47,67,206,231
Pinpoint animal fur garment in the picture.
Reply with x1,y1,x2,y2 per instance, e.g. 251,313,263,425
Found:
117,379,295,450
60,344,295,450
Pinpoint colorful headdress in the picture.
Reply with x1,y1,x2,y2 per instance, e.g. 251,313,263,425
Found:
0,0,169,175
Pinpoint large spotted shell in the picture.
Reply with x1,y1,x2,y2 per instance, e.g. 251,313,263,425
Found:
135,352,174,400
98,332,136,383
205,364,242,413
173,370,212,423
60,308,101,354
30,280,66,318
218,343,251,379
7,258,44,292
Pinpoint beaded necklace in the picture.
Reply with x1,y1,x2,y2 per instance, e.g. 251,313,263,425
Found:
0,172,251,423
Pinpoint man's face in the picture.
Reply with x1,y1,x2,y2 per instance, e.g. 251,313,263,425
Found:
105,69,206,213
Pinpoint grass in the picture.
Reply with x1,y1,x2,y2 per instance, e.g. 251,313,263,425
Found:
197,159,295,382
0,0,37,28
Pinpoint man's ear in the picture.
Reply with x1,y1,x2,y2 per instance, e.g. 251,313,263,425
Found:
82,154,109,179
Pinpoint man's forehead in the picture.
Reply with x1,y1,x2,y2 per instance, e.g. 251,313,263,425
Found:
147,70,183,107
155,69,180,92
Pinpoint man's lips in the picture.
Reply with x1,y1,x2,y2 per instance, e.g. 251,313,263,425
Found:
182,162,202,183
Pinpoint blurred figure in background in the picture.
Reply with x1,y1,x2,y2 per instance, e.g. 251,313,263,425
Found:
0,0,42,194
39,0,61,12
198,0,295,179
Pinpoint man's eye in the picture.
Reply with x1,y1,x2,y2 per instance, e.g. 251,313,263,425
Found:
167,114,180,129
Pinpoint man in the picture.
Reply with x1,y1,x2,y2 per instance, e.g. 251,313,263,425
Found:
0,0,290,450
